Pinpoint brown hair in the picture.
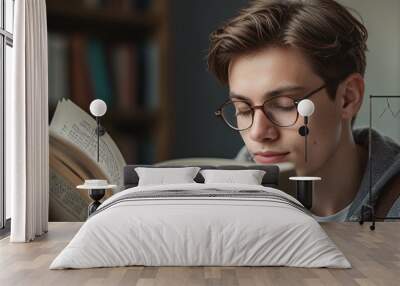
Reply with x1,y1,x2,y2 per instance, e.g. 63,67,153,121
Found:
207,0,368,100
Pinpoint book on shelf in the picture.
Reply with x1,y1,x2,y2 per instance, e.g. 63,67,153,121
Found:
48,32,159,114
48,33,69,108
49,99,126,221
70,34,95,110
112,42,137,112
142,40,159,111
87,39,113,106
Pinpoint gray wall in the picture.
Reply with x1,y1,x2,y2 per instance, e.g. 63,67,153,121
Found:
170,0,247,159
341,0,400,143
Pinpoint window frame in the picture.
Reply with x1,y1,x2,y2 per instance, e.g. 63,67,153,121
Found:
0,0,14,231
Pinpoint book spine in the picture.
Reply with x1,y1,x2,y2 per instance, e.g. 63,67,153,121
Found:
113,43,137,112
137,42,146,108
48,33,69,109
70,35,94,110
87,40,113,106
143,40,159,110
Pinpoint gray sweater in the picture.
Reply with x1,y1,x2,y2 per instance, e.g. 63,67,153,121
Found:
235,128,400,221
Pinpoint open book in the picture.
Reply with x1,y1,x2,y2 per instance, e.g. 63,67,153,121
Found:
49,99,126,221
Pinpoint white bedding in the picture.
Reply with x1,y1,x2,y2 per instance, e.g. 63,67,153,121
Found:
50,183,351,269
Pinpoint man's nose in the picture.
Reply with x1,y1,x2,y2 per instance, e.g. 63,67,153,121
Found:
248,109,279,142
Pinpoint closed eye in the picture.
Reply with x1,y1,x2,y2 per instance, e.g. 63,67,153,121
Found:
236,110,252,116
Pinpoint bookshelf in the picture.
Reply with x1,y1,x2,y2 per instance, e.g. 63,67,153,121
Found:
46,0,172,164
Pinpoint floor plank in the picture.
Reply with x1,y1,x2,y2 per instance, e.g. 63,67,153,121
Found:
0,222,399,286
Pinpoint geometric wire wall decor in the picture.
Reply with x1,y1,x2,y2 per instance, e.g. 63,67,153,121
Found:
359,95,400,230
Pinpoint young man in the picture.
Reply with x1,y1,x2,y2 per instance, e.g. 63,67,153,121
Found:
207,0,400,221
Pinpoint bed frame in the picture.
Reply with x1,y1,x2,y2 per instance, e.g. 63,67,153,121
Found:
123,165,280,189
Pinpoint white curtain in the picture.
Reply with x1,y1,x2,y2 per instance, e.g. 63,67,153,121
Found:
6,0,49,242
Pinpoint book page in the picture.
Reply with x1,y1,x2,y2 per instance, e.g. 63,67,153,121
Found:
49,168,88,221
50,99,126,188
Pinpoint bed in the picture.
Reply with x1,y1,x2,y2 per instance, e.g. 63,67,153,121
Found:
50,165,350,269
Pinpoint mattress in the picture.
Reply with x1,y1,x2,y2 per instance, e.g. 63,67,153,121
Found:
50,183,351,269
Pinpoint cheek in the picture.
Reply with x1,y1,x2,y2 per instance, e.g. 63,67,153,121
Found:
286,102,341,169
285,126,306,157
240,130,254,148
307,105,342,163
310,102,342,144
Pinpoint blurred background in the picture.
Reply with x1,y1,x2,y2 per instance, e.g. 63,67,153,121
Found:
47,0,400,165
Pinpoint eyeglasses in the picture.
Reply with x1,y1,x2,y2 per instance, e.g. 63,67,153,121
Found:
215,84,327,131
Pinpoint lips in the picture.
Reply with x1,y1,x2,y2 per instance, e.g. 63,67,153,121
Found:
253,151,290,164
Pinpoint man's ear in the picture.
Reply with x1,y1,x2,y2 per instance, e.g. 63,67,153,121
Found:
337,73,365,121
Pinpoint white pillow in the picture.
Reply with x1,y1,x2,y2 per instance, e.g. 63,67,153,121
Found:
135,167,201,186
200,169,266,185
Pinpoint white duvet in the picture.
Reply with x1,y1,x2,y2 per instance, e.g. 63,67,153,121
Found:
50,183,351,269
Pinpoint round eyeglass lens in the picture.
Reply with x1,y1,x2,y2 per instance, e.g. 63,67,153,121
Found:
222,101,253,130
264,96,298,127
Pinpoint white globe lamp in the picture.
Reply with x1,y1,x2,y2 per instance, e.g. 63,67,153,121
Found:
89,99,107,162
90,99,107,117
297,99,315,117
297,99,315,162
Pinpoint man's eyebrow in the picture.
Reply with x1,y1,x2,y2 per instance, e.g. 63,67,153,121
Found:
229,85,306,100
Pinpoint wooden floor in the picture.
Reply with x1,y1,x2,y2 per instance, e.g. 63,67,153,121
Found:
0,222,399,286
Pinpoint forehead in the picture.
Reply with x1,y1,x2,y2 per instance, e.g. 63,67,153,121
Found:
228,47,321,97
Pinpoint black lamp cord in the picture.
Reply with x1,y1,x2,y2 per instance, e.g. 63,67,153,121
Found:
304,116,308,162
96,116,100,163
